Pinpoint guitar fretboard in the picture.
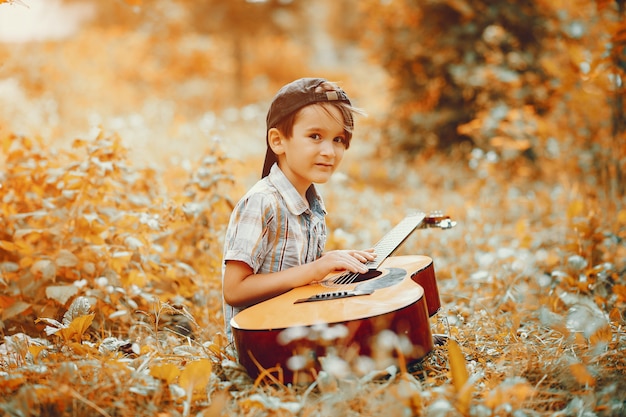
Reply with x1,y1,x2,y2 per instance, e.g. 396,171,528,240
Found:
366,213,426,269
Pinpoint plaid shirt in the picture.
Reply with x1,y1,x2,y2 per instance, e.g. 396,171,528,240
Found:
222,164,327,339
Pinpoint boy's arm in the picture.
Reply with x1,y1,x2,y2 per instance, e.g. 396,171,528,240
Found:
223,249,376,308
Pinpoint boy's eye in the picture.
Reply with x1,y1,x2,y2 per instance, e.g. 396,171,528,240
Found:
334,136,347,145
310,133,322,140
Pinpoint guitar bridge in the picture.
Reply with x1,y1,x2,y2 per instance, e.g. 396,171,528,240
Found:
294,289,374,304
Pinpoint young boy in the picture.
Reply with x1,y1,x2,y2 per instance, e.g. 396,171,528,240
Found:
222,78,376,340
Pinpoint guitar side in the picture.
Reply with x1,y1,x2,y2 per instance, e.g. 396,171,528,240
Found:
231,255,440,384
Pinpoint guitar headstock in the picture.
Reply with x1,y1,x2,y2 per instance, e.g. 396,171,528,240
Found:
422,211,456,229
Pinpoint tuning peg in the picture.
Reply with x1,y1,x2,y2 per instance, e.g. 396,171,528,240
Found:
438,219,457,229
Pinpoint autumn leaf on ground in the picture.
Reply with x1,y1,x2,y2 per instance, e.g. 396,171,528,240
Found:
447,338,473,415
35,296,95,343
57,314,95,343
178,358,213,393
151,363,181,384
36,313,95,343
0,240,17,251
28,345,47,360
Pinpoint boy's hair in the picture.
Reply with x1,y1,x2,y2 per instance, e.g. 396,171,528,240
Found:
262,78,362,178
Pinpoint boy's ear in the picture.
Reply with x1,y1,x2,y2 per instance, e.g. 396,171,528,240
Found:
267,128,286,155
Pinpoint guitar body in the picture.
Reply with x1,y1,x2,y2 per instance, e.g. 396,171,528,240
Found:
231,255,441,384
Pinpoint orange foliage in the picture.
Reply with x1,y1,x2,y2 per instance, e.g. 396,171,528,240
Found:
0,129,624,416
0,132,232,338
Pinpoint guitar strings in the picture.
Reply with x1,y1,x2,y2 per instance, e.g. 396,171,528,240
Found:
332,271,360,286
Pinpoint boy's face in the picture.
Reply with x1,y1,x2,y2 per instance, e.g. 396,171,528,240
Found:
272,103,347,195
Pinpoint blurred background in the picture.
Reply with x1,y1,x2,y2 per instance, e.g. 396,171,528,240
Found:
0,0,623,201
1,0,390,171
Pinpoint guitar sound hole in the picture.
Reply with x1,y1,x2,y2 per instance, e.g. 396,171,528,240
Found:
354,269,383,282
331,269,382,285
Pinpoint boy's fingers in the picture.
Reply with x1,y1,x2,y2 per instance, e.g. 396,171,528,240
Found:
356,251,376,262
354,262,368,273
344,255,367,272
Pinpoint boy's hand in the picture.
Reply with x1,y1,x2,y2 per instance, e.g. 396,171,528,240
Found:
347,248,377,264
316,249,376,275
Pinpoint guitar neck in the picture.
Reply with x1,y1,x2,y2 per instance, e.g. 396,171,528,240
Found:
365,212,456,270
366,213,426,269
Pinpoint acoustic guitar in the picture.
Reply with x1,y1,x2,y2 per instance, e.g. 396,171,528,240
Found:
231,212,455,384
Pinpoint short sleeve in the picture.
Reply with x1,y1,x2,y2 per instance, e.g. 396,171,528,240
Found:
223,192,276,273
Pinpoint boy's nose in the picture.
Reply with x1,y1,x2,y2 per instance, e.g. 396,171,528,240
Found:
320,140,335,156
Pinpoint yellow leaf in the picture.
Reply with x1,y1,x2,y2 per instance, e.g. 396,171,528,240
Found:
448,339,472,415
19,255,34,269
566,200,584,220
206,343,223,358
126,270,148,287
28,345,47,359
57,314,94,342
140,344,154,355
178,359,212,392
0,240,17,252
66,341,94,355
111,252,132,273
515,218,527,237
150,363,180,384
448,339,468,392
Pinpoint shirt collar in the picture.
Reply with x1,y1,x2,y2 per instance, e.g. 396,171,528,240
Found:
267,164,326,216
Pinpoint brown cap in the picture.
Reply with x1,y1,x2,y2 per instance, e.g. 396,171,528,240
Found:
262,78,353,178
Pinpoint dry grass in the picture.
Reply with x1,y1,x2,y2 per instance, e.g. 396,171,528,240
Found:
0,131,624,416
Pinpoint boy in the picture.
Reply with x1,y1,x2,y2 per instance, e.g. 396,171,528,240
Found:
222,78,376,340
